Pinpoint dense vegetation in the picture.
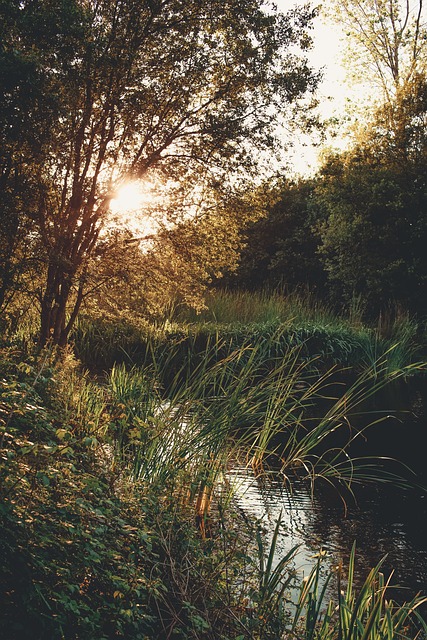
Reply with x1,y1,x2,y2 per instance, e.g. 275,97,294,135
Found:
2,0,427,637
1,322,427,639
224,0,427,318
0,0,319,346
225,90,427,317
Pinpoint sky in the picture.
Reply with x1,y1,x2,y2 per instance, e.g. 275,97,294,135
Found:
111,4,351,212
279,0,427,175
275,0,352,174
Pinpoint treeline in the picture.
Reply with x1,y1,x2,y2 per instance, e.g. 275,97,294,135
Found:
225,75,427,319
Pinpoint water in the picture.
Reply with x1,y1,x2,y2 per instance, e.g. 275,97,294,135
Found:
228,464,427,605
186,374,427,606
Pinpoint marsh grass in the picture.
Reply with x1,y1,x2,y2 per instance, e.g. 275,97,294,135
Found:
72,290,422,379
100,330,424,528
98,332,426,638
77,333,426,636
286,541,427,639
241,512,427,638
2,336,426,639
173,289,339,327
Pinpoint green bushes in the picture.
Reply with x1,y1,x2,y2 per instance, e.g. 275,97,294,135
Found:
0,348,251,638
0,351,155,639
1,336,426,639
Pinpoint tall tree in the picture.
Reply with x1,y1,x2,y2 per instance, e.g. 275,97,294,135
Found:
0,0,319,345
317,0,427,314
327,0,427,102
316,137,427,315
224,179,326,293
0,4,53,316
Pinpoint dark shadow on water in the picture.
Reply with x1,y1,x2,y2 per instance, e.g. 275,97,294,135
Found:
230,376,427,611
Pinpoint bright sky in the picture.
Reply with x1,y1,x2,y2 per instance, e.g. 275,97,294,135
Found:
275,0,356,174
110,5,350,214
278,0,427,174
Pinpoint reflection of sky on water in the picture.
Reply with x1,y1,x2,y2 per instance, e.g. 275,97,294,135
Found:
227,466,325,581
227,465,427,604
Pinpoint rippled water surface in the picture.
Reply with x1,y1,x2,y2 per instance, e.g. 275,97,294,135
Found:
228,464,427,603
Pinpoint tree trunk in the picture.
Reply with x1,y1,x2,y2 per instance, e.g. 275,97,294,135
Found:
39,260,76,348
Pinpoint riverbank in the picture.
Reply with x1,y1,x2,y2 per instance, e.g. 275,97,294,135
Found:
1,325,427,638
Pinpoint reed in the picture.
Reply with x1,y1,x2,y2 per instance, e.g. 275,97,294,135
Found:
240,513,427,638
72,291,422,379
174,288,339,327
285,541,427,639
103,329,424,530
2,337,426,638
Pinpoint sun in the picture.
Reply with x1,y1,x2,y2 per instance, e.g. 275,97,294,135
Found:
109,179,162,238
110,181,151,214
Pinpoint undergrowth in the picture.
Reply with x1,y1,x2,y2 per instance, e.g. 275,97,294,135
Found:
1,340,426,639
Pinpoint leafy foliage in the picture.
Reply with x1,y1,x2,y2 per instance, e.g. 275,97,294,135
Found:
224,178,326,294
317,126,427,315
1,330,426,638
0,0,319,346
226,72,427,319
326,0,427,101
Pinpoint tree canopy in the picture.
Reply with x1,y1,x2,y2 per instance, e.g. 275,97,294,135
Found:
327,0,427,101
0,0,320,345
224,179,326,294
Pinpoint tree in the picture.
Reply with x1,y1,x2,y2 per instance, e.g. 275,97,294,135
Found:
0,6,54,317
80,191,255,321
366,72,427,166
0,0,319,346
327,0,427,102
224,178,326,293
313,0,427,314
316,139,427,315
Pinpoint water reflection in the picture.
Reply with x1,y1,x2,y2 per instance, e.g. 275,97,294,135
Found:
228,465,427,604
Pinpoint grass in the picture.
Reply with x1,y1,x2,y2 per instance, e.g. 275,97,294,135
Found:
173,289,339,326
72,290,423,378
1,299,426,638
288,541,427,640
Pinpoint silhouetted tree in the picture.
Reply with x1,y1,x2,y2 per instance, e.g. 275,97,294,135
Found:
0,0,319,345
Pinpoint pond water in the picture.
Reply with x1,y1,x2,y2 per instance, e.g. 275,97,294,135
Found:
228,380,427,607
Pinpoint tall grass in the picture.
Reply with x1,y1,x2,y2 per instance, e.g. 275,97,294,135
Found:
174,288,339,327
245,514,427,638
95,332,426,635
94,331,423,527
3,332,425,638
285,541,427,639
174,289,421,368
73,291,422,377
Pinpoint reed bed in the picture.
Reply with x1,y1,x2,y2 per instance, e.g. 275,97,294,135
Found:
72,290,422,379
173,289,339,327
2,312,426,638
